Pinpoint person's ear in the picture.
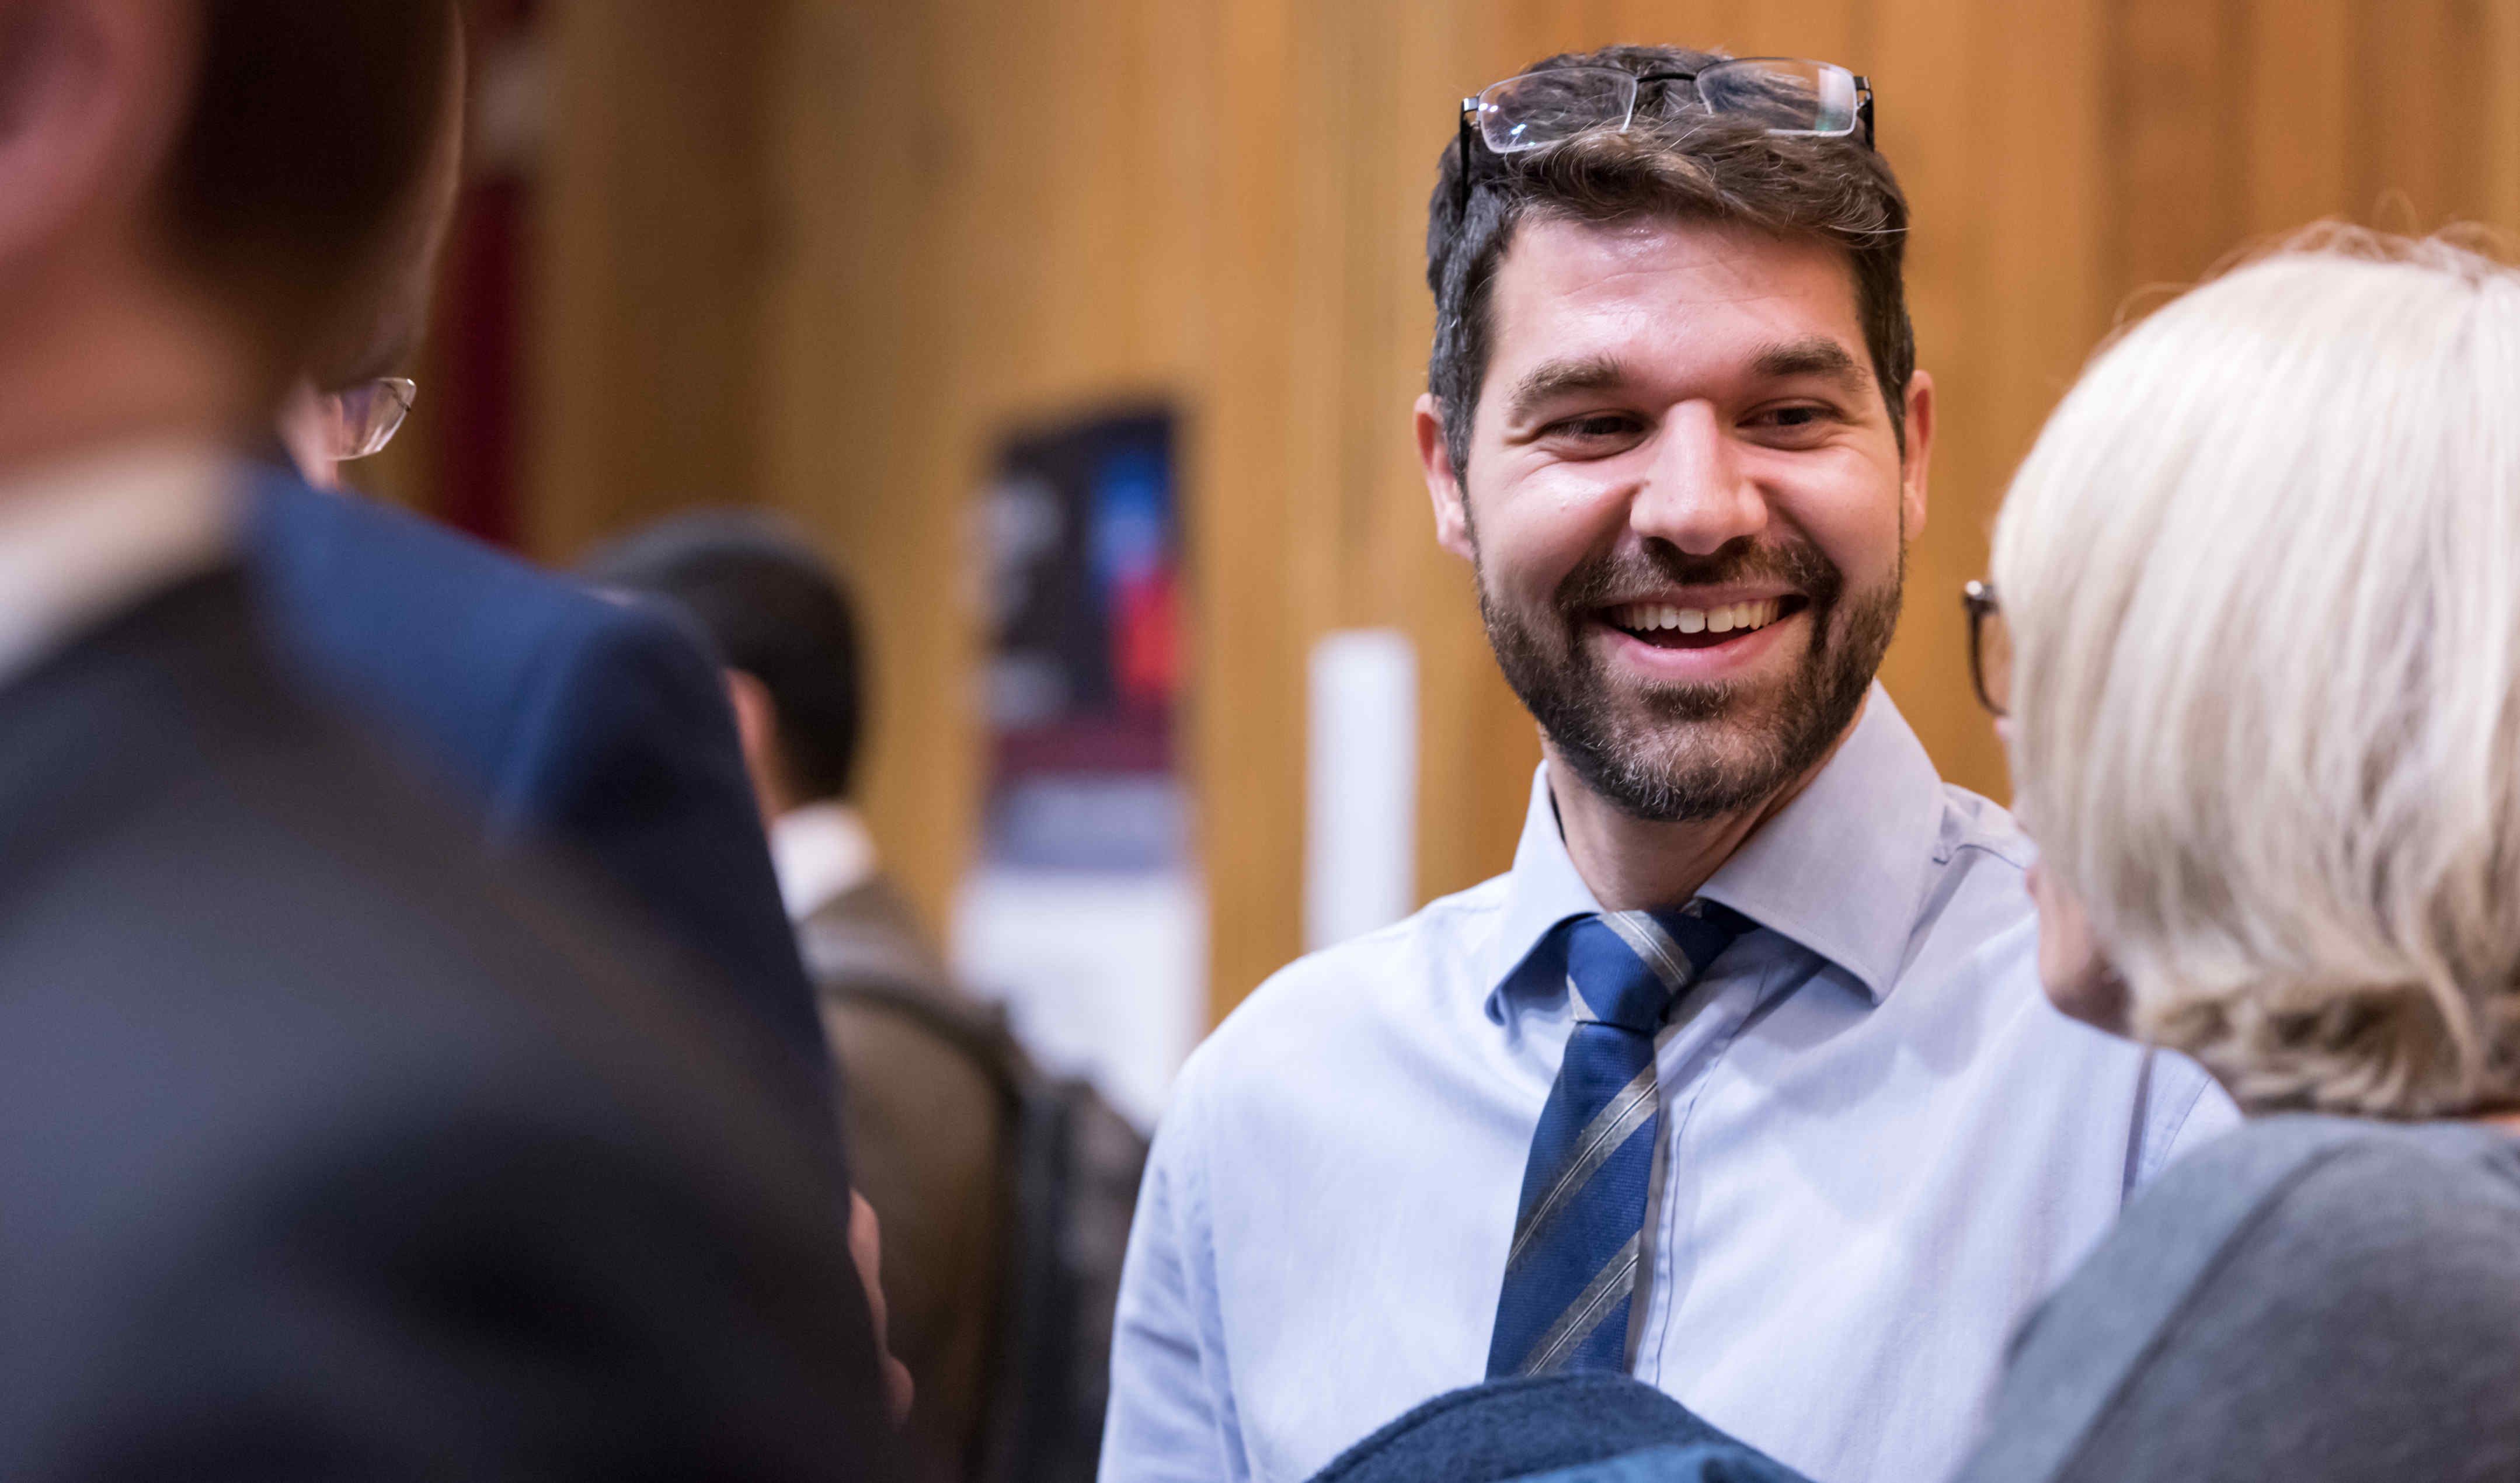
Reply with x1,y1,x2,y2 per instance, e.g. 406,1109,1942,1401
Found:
723,668,788,824
1417,392,1475,562
275,381,344,489
1897,369,1935,539
0,0,164,276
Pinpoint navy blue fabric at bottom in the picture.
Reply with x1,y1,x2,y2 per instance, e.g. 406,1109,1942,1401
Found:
1304,1373,1802,1483
1510,1441,1818,1483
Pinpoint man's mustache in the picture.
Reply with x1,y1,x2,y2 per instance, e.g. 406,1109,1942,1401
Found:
1552,538,1846,614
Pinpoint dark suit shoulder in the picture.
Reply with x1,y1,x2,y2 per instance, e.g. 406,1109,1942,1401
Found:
0,573,893,1478
0,569,822,1214
248,474,692,797
252,472,614,639
245,472,829,1085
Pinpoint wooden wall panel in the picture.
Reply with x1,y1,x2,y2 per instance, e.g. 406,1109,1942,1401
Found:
2109,0,2247,290
1191,0,1315,1018
1315,0,1540,914
756,0,973,931
2489,2,2520,235
534,0,2520,1027
534,1,777,561
1865,0,1996,800
754,0,1220,929
2243,0,2353,233
2356,1,2481,228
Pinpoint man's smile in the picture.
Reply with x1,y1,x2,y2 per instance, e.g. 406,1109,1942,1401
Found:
1597,593,1811,650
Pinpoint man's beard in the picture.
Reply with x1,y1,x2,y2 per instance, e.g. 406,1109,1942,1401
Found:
1477,536,1902,823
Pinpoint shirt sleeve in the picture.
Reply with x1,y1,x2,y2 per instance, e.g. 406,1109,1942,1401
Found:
1101,1080,1245,1483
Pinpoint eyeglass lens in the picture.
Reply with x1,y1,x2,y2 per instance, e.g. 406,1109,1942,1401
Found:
1696,58,1860,136
1474,68,1640,154
330,377,417,462
1474,57,1860,156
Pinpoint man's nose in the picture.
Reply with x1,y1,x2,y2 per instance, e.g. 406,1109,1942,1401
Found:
1630,402,1767,555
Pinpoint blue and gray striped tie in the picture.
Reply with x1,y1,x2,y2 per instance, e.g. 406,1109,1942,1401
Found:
1486,902,1755,1378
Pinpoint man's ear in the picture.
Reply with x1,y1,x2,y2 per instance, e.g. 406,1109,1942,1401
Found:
1898,369,1935,539
0,0,154,276
1416,392,1475,562
723,669,788,824
275,380,343,489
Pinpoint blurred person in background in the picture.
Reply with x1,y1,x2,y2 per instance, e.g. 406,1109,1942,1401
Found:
586,511,1151,1483
0,0,901,1473
578,514,958,1006
243,13,834,1105
1303,229,2520,1483
1103,43,2239,1483
585,511,1003,1482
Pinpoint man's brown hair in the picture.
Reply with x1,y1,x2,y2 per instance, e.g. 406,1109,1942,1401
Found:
1426,44,1914,478
160,0,460,385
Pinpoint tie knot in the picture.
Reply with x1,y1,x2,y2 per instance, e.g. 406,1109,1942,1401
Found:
1561,904,1753,1033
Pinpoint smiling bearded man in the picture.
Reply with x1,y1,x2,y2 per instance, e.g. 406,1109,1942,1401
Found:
1099,42,2241,1483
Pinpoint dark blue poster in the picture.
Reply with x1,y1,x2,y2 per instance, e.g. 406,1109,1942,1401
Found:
977,406,1185,871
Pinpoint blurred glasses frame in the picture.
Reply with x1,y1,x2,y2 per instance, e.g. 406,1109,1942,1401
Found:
327,375,419,462
1962,579,2010,718
1454,58,1877,222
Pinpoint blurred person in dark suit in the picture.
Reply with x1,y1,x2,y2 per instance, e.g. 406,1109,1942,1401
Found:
0,0,902,1474
251,20,833,1102
584,511,1008,1483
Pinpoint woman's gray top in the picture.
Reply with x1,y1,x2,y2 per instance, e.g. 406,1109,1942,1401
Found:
1953,1113,2520,1483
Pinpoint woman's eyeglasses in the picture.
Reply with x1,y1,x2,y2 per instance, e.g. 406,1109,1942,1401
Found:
321,376,418,462
1962,580,2011,718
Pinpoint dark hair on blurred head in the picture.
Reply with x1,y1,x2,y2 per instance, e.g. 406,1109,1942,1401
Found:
163,0,461,387
1427,43,1913,477
580,511,867,803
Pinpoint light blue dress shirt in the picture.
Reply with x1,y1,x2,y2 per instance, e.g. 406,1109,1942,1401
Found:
1101,688,2240,1483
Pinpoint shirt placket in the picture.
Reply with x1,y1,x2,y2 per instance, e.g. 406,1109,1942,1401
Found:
1631,967,1771,1380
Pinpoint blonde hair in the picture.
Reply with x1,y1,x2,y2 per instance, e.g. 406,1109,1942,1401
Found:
1993,228,2520,1118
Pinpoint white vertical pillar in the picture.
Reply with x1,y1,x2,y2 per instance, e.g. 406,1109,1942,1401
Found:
1305,629,1419,952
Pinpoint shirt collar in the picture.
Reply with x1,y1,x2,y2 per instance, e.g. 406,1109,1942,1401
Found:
0,443,238,690
1482,683,1945,1018
768,798,881,922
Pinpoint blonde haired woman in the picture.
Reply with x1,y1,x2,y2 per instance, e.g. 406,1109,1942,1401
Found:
1947,228,2520,1481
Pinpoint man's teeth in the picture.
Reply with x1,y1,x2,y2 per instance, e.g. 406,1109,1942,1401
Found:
1609,598,1785,636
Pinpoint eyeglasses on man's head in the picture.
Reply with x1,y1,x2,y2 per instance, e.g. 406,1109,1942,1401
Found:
1454,57,1877,220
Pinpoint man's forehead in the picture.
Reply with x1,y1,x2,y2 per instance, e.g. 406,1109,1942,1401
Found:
1488,214,1867,376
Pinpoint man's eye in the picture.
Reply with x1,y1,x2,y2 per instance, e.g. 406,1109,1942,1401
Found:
1550,415,1640,440
1746,404,1843,439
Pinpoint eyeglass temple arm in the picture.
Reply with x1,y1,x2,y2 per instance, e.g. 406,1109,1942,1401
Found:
1456,105,1475,222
